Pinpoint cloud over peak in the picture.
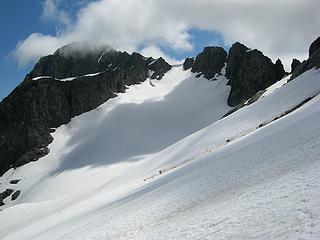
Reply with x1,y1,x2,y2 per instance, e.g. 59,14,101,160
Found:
14,0,320,68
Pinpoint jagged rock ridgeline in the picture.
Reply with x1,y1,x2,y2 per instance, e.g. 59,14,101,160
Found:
0,44,172,176
29,44,113,79
184,42,285,107
28,44,171,81
1,36,319,176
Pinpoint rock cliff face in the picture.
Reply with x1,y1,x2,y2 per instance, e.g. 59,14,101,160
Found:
191,47,227,79
27,45,170,81
291,37,320,79
183,57,194,70
0,44,171,176
226,43,277,106
291,59,301,73
148,57,172,79
309,37,320,57
275,59,287,80
188,42,280,107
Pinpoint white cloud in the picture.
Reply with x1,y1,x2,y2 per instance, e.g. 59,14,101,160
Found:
140,45,182,65
41,0,72,30
160,0,319,66
14,0,320,68
66,0,192,51
15,33,63,66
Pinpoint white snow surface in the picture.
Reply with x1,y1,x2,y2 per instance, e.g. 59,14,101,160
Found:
32,76,52,80
97,52,106,64
59,72,104,81
261,74,291,98
1,67,320,240
32,72,104,82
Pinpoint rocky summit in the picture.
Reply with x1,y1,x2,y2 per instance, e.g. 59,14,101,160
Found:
0,44,171,176
225,43,277,106
191,46,227,79
185,42,286,107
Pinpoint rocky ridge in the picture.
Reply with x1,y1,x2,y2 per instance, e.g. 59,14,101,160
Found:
0,45,171,175
1,36,319,176
186,42,281,106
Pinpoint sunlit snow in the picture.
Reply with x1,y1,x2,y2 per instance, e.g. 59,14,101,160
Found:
1,67,320,240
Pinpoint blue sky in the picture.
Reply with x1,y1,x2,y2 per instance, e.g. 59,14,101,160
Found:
0,1,43,100
0,1,86,100
1,0,318,100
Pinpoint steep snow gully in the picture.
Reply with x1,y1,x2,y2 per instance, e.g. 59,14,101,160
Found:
1,66,320,239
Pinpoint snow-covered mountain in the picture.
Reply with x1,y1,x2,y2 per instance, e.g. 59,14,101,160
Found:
0,37,320,239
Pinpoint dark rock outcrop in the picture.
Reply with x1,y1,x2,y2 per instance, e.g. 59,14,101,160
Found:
0,189,14,205
226,42,277,106
275,59,286,80
11,190,21,201
1,189,14,199
291,36,320,80
0,43,171,176
191,47,227,79
309,36,320,57
148,57,172,79
9,179,21,184
291,59,301,73
183,57,194,70
29,44,110,79
224,37,320,114
28,44,171,82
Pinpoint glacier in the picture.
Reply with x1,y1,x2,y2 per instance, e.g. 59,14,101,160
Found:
0,66,320,239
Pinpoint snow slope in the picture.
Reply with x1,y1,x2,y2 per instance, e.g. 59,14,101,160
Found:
1,67,320,240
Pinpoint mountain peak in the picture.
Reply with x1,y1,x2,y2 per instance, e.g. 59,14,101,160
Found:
226,42,276,106
191,46,227,79
0,44,172,176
